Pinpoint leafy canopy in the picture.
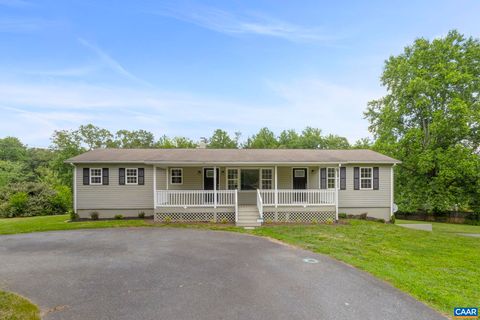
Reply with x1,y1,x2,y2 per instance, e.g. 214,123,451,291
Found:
366,30,480,212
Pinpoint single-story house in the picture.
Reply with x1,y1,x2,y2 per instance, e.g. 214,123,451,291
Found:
66,148,400,227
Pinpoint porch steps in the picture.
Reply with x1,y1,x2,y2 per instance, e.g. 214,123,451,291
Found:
236,205,262,228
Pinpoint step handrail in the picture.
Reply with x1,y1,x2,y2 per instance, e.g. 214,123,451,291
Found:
256,189,264,221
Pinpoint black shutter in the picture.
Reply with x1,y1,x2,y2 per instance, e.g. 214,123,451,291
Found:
340,167,346,190
373,167,379,190
353,167,360,190
320,168,327,189
138,168,145,185
102,168,109,185
119,168,125,185
83,168,90,185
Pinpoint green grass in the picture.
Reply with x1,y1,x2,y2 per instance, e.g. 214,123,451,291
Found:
0,215,479,315
0,290,40,320
250,221,480,315
396,219,480,234
0,215,152,235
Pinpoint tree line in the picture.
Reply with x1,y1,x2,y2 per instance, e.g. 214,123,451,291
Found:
0,29,479,219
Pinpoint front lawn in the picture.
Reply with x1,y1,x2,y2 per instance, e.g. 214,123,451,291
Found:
251,221,480,315
396,219,480,234
0,215,479,316
0,290,40,320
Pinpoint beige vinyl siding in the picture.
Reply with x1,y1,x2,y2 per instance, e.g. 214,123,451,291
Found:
338,165,391,208
76,164,153,210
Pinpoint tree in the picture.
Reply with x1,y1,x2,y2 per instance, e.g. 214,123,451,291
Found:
299,127,323,149
365,30,480,213
207,129,239,148
156,135,197,148
0,137,27,161
321,134,350,149
77,124,115,149
278,129,301,148
244,128,278,148
50,130,86,187
352,138,373,149
115,129,155,148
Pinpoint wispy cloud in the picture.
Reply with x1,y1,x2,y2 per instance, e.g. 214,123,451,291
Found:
0,76,380,146
151,5,337,43
78,38,150,85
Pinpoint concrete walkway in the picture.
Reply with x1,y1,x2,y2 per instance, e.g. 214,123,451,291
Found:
397,223,433,231
0,228,445,320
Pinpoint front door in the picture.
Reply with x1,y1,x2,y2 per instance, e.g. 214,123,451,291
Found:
292,168,307,189
203,168,220,190
292,168,307,202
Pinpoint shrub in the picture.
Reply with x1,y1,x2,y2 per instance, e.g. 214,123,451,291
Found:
114,214,124,220
390,214,396,224
358,213,368,220
8,192,28,217
0,182,72,218
68,209,78,221
220,217,228,224
311,219,318,224
338,213,347,219
163,216,172,223
325,218,334,225
138,212,145,219
90,211,99,220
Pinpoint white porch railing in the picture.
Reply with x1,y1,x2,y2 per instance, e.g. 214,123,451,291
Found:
259,189,336,206
256,189,264,220
156,190,237,208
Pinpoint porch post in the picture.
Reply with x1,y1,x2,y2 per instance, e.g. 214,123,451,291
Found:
213,166,217,209
166,166,169,190
274,165,278,208
335,164,340,221
153,165,157,208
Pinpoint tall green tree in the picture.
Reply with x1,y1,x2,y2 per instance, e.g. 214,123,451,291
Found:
0,137,27,161
278,129,301,148
156,135,197,148
365,30,480,213
299,127,323,149
321,134,350,149
244,128,278,148
50,130,86,186
77,124,115,149
207,129,239,148
115,129,156,148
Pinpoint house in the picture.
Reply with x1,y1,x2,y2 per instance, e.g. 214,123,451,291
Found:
66,148,400,227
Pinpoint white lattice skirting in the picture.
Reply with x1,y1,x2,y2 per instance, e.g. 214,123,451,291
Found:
154,211,235,223
263,211,336,223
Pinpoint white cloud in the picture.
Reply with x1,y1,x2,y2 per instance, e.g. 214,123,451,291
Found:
78,38,150,85
152,5,337,44
0,76,382,146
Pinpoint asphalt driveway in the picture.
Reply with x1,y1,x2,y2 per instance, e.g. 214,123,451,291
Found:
0,228,444,320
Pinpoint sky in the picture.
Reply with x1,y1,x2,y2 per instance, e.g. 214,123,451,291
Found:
0,0,479,147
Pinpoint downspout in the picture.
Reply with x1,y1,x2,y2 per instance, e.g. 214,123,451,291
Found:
70,163,77,214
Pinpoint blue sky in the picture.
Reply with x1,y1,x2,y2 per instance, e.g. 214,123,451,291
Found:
1,0,479,147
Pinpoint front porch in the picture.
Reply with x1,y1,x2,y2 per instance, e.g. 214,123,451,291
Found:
154,188,337,226
152,165,339,226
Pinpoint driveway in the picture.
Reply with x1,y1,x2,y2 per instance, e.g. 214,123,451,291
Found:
0,228,444,320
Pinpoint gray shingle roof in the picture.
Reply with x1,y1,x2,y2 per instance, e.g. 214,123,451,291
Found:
66,148,400,164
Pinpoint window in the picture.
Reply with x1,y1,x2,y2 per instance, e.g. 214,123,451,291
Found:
294,169,305,178
170,168,183,184
90,168,102,185
327,167,336,189
126,168,138,185
205,169,214,178
261,168,273,189
241,169,259,190
227,169,239,190
360,167,373,189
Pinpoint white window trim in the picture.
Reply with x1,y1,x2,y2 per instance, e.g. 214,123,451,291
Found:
125,168,138,185
260,168,273,190
226,168,239,190
327,167,336,189
90,168,103,185
170,168,183,185
360,167,373,190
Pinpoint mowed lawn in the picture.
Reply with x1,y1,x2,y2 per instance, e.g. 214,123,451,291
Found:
0,216,479,316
